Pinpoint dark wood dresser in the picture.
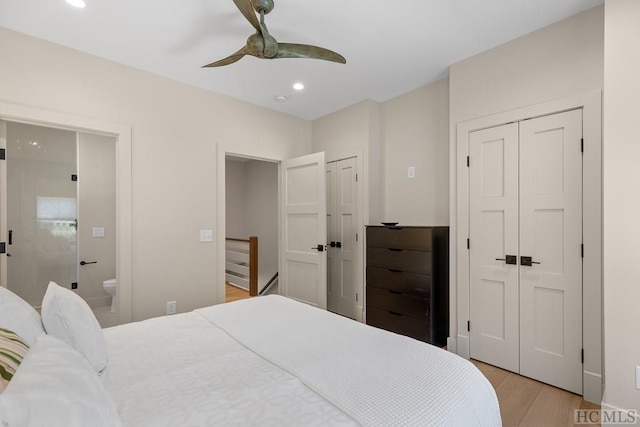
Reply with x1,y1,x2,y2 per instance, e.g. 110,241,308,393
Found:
365,226,449,346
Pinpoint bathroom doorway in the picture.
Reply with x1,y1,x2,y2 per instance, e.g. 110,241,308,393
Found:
0,120,116,324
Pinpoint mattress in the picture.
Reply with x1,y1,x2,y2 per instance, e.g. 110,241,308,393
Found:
103,295,501,426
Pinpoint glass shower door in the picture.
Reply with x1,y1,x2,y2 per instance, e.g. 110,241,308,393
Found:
1,121,78,307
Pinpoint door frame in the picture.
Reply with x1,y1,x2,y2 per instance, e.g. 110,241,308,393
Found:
216,144,282,305
0,100,133,324
452,91,602,403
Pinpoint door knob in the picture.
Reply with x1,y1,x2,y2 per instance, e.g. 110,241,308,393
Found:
495,255,517,265
311,245,325,252
520,256,540,266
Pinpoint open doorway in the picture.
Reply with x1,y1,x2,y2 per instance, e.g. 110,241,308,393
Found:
224,155,278,302
0,120,117,327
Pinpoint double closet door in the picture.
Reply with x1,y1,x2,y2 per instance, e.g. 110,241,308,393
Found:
469,109,583,394
326,157,357,319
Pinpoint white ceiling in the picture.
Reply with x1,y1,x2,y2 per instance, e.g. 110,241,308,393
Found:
0,0,603,120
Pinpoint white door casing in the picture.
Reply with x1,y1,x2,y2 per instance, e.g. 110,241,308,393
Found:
327,157,357,318
518,110,583,394
280,152,327,309
326,161,337,310
468,110,583,394
469,123,520,373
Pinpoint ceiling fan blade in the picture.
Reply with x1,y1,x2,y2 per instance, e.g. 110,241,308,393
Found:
202,47,247,67
232,0,261,32
275,43,346,64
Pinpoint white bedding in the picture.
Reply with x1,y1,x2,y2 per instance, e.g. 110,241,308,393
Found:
102,311,356,426
103,295,501,426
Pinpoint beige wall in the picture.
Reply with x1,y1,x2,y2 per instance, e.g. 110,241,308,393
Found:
448,5,604,344
382,78,449,225
312,99,382,224
77,132,116,305
603,0,640,411
0,27,312,321
225,159,247,239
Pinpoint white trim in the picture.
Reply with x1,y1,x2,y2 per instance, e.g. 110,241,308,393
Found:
452,91,602,401
216,144,282,305
0,100,133,324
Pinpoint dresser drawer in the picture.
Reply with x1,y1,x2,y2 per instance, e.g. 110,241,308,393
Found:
366,306,430,342
366,227,432,251
367,247,432,274
366,267,431,297
366,286,429,320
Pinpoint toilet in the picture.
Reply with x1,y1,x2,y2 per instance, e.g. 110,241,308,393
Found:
103,278,117,314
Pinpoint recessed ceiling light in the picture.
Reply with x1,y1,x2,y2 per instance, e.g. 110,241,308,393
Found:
66,0,86,8
293,82,305,91
274,95,288,103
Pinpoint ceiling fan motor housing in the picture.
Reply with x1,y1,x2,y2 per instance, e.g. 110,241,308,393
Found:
253,0,274,14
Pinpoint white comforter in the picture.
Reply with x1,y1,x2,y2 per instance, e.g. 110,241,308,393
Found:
103,295,501,426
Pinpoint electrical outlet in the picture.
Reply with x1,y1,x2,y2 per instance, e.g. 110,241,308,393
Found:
408,166,415,179
166,301,176,315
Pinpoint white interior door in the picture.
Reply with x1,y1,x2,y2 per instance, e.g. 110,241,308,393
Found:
327,157,357,319
519,109,583,394
326,162,338,311
469,123,520,373
280,152,327,309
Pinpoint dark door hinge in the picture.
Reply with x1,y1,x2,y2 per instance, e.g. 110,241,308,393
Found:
467,238,470,250
581,348,584,364
355,173,358,182
0,148,5,160
71,174,78,182
581,244,584,258
0,242,5,254
356,233,358,242
467,321,471,332
581,138,584,153
467,156,470,167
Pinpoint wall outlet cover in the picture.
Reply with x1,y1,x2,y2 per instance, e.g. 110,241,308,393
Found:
636,365,640,390
408,166,416,179
166,301,176,315
92,227,105,238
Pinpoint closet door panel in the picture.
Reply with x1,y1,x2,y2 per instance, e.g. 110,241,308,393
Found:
469,123,520,373
519,109,583,394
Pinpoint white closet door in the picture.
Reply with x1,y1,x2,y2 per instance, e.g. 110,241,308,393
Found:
519,109,583,394
326,162,338,312
334,157,357,318
327,158,357,319
469,123,520,373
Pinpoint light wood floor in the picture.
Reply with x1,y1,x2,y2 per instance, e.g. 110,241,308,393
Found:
471,359,600,426
225,283,252,302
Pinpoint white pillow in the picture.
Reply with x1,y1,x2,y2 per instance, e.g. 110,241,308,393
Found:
0,287,44,346
41,282,108,374
0,335,122,427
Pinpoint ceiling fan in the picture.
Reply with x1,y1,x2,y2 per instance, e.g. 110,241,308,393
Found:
203,0,346,67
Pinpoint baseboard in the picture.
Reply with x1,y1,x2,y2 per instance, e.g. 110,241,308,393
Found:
457,334,470,359
447,337,457,354
600,402,638,427
583,370,603,405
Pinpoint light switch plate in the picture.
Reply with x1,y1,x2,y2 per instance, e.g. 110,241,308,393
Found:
408,166,415,179
200,229,213,242
92,227,105,238
636,366,640,390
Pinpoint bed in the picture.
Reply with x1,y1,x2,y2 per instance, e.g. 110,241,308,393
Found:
0,283,501,426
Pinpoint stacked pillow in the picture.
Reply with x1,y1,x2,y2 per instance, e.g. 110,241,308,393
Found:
0,328,29,393
0,283,122,427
